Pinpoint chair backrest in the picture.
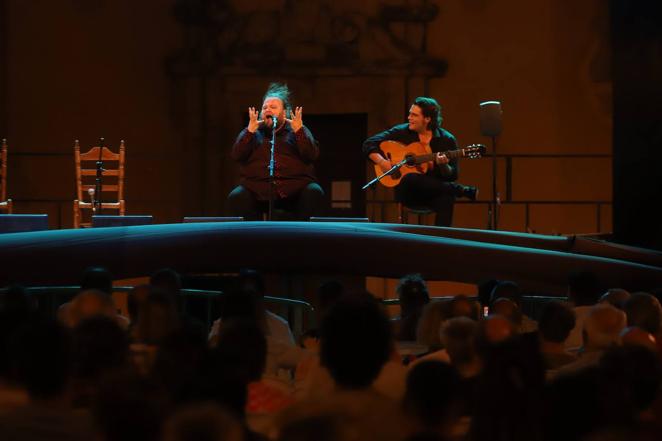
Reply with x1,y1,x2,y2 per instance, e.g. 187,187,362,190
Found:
1,139,7,202
74,139,125,203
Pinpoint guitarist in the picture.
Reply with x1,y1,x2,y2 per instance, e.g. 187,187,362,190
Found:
363,97,477,226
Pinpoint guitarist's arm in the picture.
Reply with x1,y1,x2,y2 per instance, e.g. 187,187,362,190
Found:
362,124,409,172
432,132,459,181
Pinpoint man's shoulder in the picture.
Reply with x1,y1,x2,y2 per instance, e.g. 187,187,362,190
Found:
435,127,456,140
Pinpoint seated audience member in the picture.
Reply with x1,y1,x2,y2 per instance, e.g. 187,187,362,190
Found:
416,300,451,351
213,319,292,434
470,337,545,441
565,270,602,350
150,268,182,301
623,292,662,336
316,280,345,324
92,372,169,441
394,274,430,341
442,317,481,379
623,291,662,357
71,315,130,407
210,270,295,346
126,284,152,326
477,279,499,315
558,303,626,375
489,281,537,332
403,361,461,438
599,288,630,309
619,326,657,352
537,301,577,371
277,292,409,441
489,298,523,330
476,314,515,358
81,266,113,294
66,289,128,330
162,403,243,441
0,318,96,440
132,289,181,345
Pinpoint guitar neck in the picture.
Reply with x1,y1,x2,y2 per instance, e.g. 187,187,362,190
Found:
413,149,465,164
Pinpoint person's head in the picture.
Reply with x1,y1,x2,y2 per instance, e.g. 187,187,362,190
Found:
261,83,292,128
320,292,392,389
623,291,662,335
236,268,265,297
619,326,657,352
127,284,152,324
476,314,515,356
150,268,182,300
69,289,116,328
317,280,345,321
538,301,576,344
441,316,479,369
81,266,113,295
134,289,181,345
72,315,129,380
416,300,451,350
583,303,627,350
477,279,499,309
162,403,243,441
409,97,442,133
489,280,522,307
404,360,460,429
449,294,479,321
567,270,601,306
9,317,72,400
489,298,522,327
599,288,630,309
397,273,430,318
214,319,267,383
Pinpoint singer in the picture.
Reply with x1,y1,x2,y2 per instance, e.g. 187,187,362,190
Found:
227,83,324,220
363,97,477,227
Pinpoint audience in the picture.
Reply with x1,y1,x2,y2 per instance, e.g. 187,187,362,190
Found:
1,266,661,441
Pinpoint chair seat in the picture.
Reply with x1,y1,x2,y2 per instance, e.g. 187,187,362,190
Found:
398,202,435,225
402,205,434,214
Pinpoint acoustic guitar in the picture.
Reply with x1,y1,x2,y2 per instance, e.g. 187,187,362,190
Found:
373,141,485,188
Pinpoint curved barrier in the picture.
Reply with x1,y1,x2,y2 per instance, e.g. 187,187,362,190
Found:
1,222,661,295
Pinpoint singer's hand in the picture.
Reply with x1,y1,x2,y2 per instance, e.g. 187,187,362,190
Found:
286,106,303,132
435,152,449,165
247,107,263,133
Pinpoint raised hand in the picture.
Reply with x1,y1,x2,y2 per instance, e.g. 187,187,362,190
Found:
286,106,303,132
247,107,263,133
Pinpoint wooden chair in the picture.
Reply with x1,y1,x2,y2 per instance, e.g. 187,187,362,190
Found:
73,139,126,228
0,139,13,214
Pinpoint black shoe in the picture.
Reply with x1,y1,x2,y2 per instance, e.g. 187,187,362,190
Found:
463,185,478,201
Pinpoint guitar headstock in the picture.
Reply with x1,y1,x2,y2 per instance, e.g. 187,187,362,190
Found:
464,144,486,159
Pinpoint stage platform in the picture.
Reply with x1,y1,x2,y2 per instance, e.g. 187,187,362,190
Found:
1,222,661,295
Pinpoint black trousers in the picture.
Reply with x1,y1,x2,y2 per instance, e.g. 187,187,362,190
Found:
395,173,456,227
227,183,325,221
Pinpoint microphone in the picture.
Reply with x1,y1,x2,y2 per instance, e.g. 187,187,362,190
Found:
88,188,96,211
270,115,278,126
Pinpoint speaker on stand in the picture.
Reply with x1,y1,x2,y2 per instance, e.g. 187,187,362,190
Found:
480,101,503,230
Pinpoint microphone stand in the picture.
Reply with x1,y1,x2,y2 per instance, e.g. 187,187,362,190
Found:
267,117,277,221
94,137,105,214
487,135,499,230
362,158,408,190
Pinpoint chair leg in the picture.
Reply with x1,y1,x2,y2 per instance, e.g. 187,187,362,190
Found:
7,199,12,214
73,200,80,228
398,203,405,224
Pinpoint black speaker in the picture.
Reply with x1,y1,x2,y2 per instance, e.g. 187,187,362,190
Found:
0,214,49,233
480,101,503,137
92,215,153,227
182,217,244,223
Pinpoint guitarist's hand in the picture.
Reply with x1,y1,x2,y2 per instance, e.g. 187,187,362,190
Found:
378,158,393,174
435,153,449,165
